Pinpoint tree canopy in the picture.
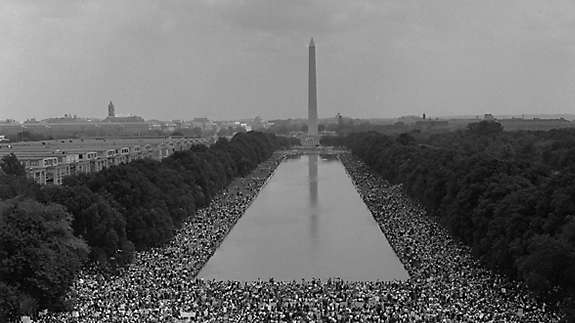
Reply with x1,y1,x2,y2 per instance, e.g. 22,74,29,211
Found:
0,198,89,320
339,128,575,316
1,153,26,176
0,132,297,320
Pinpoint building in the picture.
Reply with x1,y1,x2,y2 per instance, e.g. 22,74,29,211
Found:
0,137,212,185
191,117,216,131
108,101,115,118
499,118,574,131
247,116,272,130
303,38,320,147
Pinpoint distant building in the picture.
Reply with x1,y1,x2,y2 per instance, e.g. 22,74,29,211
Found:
250,116,271,130
304,37,319,146
191,117,215,131
241,123,252,132
0,137,212,185
108,101,115,118
24,118,40,124
415,120,449,130
103,101,146,127
319,130,337,137
499,118,573,131
0,119,22,136
484,114,495,120
43,114,86,123
104,116,145,123
104,101,143,122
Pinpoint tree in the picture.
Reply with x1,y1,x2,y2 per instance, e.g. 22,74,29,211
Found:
40,185,134,265
0,198,89,319
0,153,26,176
0,131,294,320
396,133,416,145
467,120,503,136
342,130,575,317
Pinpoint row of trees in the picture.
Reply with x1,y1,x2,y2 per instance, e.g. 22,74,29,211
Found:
327,123,575,316
0,132,297,320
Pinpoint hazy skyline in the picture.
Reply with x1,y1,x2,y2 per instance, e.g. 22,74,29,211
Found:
1,0,575,121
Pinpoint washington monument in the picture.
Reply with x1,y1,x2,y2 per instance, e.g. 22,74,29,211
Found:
306,38,319,146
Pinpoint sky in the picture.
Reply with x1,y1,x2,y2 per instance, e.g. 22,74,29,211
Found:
1,0,575,121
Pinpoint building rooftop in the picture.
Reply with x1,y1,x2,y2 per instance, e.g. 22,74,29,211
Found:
0,137,203,160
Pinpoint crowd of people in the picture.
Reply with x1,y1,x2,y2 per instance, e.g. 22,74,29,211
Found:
36,152,563,322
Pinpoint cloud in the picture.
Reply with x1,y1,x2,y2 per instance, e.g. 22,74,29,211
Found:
200,0,389,36
2,0,575,121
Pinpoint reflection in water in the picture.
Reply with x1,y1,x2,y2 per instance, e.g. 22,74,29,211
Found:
308,154,318,243
198,154,409,281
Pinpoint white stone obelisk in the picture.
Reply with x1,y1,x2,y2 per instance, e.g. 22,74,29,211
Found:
307,38,319,146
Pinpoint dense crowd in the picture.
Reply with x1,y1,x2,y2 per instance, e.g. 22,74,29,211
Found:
35,152,563,322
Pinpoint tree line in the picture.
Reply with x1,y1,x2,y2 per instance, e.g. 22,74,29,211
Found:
324,121,575,317
0,132,297,320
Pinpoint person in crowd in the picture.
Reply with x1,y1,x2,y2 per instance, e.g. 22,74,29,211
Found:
37,152,561,322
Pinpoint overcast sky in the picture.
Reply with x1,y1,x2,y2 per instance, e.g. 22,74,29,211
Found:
1,0,575,121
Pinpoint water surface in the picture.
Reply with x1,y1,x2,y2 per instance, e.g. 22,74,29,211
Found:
198,154,408,281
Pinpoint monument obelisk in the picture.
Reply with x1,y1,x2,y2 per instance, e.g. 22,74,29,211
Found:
307,38,319,146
